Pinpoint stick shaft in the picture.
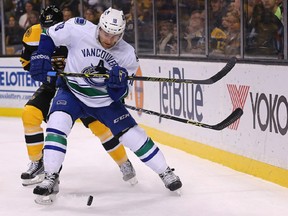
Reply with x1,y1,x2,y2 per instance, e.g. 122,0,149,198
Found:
125,104,243,131
47,57,237,85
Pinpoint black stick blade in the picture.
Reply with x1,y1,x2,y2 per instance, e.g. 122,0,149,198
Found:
211,108,243,130
125,105,243,131
193,57,237,84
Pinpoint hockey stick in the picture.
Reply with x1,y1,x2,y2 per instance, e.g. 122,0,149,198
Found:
47,57,237,85
125,104,243,131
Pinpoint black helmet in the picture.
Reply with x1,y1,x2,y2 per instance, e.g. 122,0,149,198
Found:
40,5,63,28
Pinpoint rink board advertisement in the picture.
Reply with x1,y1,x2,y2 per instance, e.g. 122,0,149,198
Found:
1,57,288,186
0,58,40,109
125,59,288,177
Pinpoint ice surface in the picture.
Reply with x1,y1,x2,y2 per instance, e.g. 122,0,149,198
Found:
1,117,288,216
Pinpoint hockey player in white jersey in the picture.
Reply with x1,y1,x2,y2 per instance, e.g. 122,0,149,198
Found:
30,7,182,204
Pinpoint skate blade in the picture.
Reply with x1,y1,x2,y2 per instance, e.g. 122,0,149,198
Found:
174,189,182,196
128,177,138,186
34,194,57,205
22,174,45,186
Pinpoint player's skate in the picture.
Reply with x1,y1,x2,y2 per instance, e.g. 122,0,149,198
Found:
119,159,138,185
159,167,182,195
33,172,59,205
21,158,45,186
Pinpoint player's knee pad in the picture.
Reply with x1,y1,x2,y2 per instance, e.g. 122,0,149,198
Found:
88,120,112,142
47,111,73,136
22,105,43,129
22,105,44,161
119,125,148,152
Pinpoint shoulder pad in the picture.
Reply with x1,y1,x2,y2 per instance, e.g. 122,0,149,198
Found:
23,24,42,46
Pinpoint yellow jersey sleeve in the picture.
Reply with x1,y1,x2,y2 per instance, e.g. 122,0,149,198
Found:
20,24,42,71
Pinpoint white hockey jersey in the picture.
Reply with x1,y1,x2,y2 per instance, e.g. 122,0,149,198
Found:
46,17,139,107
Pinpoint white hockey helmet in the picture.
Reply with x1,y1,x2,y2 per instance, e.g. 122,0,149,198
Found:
99,7,126,35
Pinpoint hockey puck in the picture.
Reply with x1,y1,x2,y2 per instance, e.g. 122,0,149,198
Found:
87,195,93,206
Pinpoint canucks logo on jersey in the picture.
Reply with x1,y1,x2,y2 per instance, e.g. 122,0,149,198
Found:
82,64,108,87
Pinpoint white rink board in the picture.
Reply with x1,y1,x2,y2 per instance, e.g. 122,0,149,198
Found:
126,59,288,170
0,58,41,108
1,57,288,170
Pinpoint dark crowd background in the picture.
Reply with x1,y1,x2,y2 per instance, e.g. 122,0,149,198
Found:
0,0,287,64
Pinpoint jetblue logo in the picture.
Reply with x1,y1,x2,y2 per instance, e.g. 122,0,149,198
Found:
159,67,203,123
